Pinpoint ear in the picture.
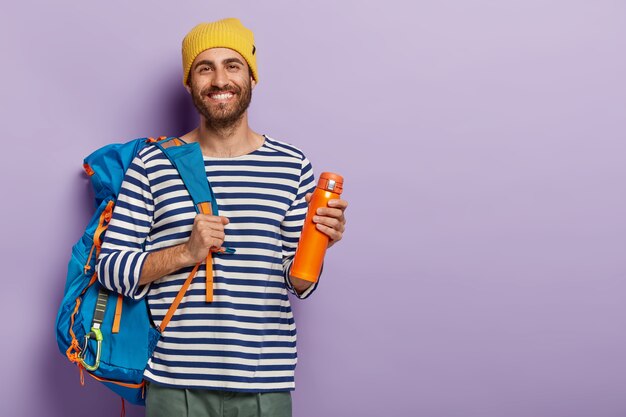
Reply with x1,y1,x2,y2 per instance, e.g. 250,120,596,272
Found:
251,77,257,89
183,71,193,93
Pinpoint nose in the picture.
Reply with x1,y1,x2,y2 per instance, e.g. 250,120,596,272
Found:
211,67,229,89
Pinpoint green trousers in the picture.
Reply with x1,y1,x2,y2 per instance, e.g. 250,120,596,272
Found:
145,382,292,417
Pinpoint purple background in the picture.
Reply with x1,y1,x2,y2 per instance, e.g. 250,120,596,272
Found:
1,1,625,416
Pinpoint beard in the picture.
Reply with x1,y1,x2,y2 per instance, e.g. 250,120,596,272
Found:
190,77,253,130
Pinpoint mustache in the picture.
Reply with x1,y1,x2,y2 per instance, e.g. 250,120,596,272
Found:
201,85,240,95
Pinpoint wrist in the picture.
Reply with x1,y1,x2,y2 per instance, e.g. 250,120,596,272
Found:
177,243,196,267
290,276,313,294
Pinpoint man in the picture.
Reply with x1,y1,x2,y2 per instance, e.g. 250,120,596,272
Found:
96,18,348,417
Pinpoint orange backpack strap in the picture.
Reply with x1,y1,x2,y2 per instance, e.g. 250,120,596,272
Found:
158,262,201,333
198,202,214,303
112,294,123,334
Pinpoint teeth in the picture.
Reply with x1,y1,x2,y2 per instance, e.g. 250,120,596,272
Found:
210,93,233,100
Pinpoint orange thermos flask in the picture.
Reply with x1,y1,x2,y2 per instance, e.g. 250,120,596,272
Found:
290,172,344,283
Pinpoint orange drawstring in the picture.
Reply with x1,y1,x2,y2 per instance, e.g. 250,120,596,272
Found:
65,338,81,364
93,201,115,254
66,298,82,361
84,243,97,273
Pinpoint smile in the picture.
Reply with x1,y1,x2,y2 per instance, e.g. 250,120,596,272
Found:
208,92,235,100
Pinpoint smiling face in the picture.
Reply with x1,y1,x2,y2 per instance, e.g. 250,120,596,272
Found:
186,47,256,129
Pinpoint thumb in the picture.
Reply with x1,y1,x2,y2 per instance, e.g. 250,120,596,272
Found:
305,193,312,204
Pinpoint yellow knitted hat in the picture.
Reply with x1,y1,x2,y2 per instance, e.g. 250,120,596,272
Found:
182,18,258,86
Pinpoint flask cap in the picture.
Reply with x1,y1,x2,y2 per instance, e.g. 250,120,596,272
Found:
318,172,344,194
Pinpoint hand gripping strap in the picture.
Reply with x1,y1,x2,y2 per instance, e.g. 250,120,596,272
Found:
158,202,213,331
154,140,218,332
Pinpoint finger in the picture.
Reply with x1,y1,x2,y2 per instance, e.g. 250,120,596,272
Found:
196,214,230,224
200,228,225,239
305,193,312,203
315,223,342,242
312,215,344,232
327,199,348,210
200,230,225,246
199,225,227,237
316,207,344,219
195,221,227,236
208,230,226,241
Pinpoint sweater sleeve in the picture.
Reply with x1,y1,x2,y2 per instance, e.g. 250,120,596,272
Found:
280,156,318,299
96,154,154,300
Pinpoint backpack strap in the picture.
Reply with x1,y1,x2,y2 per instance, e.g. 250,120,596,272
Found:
152,137,227,331
154,137,219,214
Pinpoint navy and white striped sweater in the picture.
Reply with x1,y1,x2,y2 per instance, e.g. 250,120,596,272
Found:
96,136,317,391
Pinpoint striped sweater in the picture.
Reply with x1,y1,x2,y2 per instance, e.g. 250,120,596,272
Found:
96,136,318,392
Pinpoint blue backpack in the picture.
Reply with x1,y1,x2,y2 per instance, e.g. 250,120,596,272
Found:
55,136,221,406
